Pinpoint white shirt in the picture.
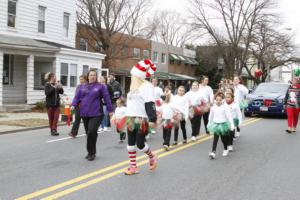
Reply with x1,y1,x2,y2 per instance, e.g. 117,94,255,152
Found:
157,103,181,120
199,85,214,104
234,84,249,104
114,106,126,119
185,90,206,106
154,86,164,100
126,82,155,118
209,104,234,126
225,102,242,124
173,95,189,120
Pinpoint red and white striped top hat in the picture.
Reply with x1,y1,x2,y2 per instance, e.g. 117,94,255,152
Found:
131,59,157,79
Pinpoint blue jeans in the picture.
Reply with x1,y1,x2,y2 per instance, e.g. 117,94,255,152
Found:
101,105,108,128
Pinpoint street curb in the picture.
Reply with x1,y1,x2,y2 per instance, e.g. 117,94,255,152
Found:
0,123,69,135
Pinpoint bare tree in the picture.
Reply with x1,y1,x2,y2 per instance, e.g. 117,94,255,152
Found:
188,0,281,79
77,0,153,68
250,22,300,82
147,11,197,47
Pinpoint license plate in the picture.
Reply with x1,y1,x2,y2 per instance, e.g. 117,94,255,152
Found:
260,106,268,111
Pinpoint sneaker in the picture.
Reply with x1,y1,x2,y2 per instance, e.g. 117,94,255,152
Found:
97,128,103,133
103,127,109,131
146,135,150,140
183,140,187,144
119,140,124,144
286,129,292,134
172,141,178,146
209,152,216,159
149,154,157,171
222,150,229,157
235,131,240,137
87,154,96,161
124,167,139,175
151,130,156,135
191,136,196,141
228,145,233,152
51,130,59,136
68,132,76,138
163,145,170,151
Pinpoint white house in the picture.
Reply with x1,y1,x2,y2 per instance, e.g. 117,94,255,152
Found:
0,0,105,106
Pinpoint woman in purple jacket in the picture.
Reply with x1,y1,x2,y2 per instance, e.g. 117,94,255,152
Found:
72,69,113,161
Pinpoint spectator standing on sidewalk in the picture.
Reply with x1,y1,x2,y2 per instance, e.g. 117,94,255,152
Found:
108,74,122,104
44,72,64,136
68,75,87,138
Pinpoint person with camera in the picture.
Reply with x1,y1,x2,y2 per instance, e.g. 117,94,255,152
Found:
44,72,64,136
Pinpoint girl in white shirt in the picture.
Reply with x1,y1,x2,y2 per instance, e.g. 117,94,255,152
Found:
157,93,184,151
186,81,206,141
233,76,249,137
173,86,189,145
225,92,242,152
111,98,127,143
208,92,234,159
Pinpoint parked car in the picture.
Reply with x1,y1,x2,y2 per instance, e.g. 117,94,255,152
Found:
244,82,290,117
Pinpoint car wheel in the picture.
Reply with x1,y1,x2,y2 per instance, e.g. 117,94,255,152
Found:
244,111,252,117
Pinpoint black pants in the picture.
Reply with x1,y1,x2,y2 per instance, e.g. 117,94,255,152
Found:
212,134,229,152
191,115,201,137
71,108,81,136
127,128,147,150
163,127,172,146
82,116,103,156
174,120,187,141
228,130,235,146
202,112,209,133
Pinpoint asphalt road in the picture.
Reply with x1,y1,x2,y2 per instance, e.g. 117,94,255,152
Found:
0,117,299,200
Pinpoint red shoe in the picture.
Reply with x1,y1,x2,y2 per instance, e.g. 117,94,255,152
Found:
124,167,139,175
149,154,157,171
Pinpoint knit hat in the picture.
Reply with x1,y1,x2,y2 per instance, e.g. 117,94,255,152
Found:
130,59,157,79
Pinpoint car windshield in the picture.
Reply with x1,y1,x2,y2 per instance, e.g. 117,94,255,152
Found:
254,84,289,94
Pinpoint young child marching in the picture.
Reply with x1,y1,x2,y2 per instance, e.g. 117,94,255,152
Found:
124,59,157,175
111,98,127,143
157,92,185,151
173,86,189,145
225,92,242,152
186,81,207,141
208,92,235,159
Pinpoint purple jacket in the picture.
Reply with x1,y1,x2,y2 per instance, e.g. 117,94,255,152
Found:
72,82,113,117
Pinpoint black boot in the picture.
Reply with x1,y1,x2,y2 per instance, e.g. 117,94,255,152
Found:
51,130,59,136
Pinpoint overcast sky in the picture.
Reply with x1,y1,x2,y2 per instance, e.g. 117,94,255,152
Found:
154,0,300,44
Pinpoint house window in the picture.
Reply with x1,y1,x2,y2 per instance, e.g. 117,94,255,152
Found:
121,45,128,57
153,51,158,63
70,64,77,87
63,12,70,37
3,54,14,85
83,65,89,75
60,63,68,86
95,41,103,52
7,0,17,28
133,48,141,59
161,53,166,64
38,6,46,33
143,50,150,59
79,38,87,51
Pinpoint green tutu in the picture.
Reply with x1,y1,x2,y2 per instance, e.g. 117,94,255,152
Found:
239,100,248,109
233,118,239,127
207,122,230,136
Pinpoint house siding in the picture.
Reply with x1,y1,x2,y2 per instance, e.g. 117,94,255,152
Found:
0,0,76,47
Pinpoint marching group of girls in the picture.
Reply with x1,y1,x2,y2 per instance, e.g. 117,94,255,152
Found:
152,76,248,159
66,59,248,175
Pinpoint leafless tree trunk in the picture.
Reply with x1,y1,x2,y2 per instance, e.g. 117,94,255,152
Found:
77,0,153,68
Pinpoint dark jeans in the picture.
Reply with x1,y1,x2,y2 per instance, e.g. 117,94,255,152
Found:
212,134,229,152
127,127,147,150
191,115,201,137
163,127,172,146
202,112,209,133
71,108,81,136
82,116,103,156
174,120,187,141
47,107,60,131
229,130,235,146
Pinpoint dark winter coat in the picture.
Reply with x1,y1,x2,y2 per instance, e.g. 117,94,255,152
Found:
44,82,64,108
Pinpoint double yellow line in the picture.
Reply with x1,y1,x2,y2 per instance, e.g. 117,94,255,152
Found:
16,118,261,200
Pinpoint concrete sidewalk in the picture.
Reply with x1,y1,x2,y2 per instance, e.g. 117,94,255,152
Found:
0,112,65,134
